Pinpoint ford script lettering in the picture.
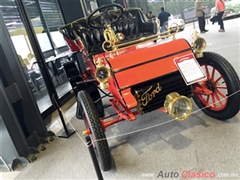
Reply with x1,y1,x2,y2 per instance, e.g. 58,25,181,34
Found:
140,83,162,106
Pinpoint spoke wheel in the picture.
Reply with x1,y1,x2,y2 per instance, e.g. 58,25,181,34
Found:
193,52,240,120
78,90,112,171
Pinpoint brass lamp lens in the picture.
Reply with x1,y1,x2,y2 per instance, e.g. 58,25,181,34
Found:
164,92,193,121
194,38,206,52
97,69,109,80
172,98,191,119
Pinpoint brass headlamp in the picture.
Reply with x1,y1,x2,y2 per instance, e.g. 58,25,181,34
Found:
95,58,111,89
164,92,193,121
191,30,206,58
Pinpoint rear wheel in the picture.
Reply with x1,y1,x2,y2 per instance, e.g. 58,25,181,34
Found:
193,52,240,120
77,90,112,171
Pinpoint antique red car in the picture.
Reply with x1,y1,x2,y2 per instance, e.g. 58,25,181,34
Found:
59,4,240,171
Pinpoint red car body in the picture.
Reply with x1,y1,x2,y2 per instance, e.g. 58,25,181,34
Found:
59,4,240,171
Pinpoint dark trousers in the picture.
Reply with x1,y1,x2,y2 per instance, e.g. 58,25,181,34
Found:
197,16,206,31
218,11,224,30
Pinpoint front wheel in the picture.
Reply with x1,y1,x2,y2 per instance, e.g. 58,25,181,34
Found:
193,52,240,120
77,90,112,171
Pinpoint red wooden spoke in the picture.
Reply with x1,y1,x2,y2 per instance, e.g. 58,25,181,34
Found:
215,86,227,89
213,92,224,107
206,94,210,103
214,76,223,84
211,67,216,81
211,94,217,108
215,89,228,99
204,65,211,78
194,65,229,111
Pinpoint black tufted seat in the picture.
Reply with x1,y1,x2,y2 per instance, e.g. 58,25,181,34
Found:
61,8,157,55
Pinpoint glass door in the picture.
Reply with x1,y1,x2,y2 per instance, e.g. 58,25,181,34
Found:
0,0,73,115
23,0,72,99
1,0,52,113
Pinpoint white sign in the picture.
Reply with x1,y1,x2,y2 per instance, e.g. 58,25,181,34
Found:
174,54,206,85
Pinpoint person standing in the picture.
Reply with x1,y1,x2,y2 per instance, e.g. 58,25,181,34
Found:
158,7,171,35
146,11,155,20
215,0,225,32
194,0,208,33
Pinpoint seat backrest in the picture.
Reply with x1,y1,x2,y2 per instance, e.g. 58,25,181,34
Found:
60,8,157,55
128,9,157,34
58,24,77,41
58,24,82,52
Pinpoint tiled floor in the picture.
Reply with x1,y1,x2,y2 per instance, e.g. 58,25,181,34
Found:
2,101,240,179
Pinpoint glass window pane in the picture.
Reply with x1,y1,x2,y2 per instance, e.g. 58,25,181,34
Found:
1,0,73,110
50,31,67,48
36,33,52,51
1,0,52,113
23,0,72,99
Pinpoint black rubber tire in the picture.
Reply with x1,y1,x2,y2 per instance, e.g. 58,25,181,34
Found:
193,51,240,120
78,90,112,171
88,86,105,118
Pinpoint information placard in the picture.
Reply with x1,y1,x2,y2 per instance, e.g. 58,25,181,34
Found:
174,54,206,85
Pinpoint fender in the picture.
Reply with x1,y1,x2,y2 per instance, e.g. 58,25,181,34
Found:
64,61,105,118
